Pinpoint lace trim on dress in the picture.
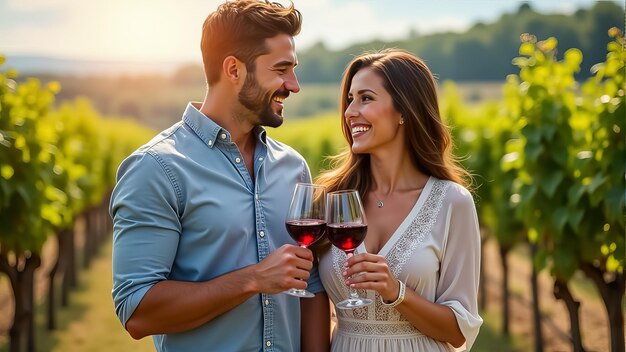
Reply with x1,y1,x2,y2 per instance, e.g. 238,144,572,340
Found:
337,318,424,337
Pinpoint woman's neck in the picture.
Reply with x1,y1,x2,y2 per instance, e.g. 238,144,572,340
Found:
369,152,428,195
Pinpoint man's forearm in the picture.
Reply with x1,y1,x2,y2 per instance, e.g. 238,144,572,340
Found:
125,265,260,339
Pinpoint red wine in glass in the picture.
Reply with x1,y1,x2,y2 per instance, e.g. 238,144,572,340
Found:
283,183,326,298
286,219,327,247
326,190,373,309
326,223,367,252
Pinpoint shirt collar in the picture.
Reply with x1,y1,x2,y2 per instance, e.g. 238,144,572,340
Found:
182,102,268,148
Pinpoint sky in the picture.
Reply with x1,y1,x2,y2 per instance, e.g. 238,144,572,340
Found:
0,0,610,63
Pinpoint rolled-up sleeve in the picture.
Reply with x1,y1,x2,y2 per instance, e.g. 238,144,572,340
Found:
436,188,482,351
109,151,182,327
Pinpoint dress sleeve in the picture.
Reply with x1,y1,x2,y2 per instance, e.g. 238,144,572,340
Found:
435,185,483,351
109,151,182,327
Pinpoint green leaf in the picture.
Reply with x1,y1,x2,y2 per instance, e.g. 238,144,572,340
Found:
604,186,625,224
550,146,568,167
552,207,568,234
567,208,585,230
522,124,542,143
525,142,543,162
586,174,607,193
553,250,576,279
541,171,564,198
567,184,586,205
542,124,557,140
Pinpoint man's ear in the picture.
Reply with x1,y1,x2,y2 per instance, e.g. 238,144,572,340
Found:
222,56,245,83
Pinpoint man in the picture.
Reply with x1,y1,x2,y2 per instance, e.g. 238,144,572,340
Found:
109,1,329,351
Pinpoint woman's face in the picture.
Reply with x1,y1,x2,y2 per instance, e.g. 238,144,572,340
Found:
344,67,404,155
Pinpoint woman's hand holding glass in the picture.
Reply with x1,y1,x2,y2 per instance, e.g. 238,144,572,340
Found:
343,253,402,303
326,190,373,309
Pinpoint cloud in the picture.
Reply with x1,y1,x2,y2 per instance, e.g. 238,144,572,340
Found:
297,1,414,50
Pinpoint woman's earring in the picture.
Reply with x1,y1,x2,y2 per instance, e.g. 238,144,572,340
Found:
399,118,404,125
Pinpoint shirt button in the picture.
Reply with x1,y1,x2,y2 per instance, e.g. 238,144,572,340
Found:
264,299,269,306
208,140,213,146
266,341,272,347
258,157,264,161
235,157,241,163
255,194,259,200
220,133,227,139
259,231,265,237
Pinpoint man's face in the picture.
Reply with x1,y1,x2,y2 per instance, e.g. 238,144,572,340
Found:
238,34,300,128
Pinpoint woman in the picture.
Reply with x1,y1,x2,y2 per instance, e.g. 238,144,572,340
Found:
314,49,482,351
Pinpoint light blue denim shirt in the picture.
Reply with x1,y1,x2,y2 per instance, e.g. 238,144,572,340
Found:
110,103,323,352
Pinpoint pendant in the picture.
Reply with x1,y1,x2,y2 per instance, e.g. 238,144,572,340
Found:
377,200,384,208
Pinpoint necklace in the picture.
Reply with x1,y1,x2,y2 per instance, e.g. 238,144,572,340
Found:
372,189,388,208
372,184,427,208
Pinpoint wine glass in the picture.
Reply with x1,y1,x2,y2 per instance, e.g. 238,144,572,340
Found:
284,183,327,298
326,190,373,309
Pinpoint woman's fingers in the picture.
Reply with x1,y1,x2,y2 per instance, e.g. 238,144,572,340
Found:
344,255,390,277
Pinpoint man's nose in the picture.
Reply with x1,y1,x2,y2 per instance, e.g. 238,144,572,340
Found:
285,72,300,93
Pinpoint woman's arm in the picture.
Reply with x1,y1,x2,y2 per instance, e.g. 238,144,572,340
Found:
300,292,331,352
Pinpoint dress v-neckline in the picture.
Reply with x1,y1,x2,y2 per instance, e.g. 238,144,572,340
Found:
358,176,435,257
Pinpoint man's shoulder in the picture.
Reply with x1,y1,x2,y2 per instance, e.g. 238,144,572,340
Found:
134,121,186,157
265,136,306,161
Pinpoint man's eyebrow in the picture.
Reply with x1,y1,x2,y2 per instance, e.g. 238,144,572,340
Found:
273,60,297,68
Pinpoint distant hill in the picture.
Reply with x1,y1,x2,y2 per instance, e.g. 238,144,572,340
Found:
295,1,624,83
4,55,184,76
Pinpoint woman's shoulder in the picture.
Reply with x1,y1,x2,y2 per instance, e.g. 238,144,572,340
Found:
432,178,474,206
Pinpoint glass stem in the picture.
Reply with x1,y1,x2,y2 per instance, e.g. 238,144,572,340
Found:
346,251,359,300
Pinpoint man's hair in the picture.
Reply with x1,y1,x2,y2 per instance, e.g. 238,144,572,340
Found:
201,0,302,85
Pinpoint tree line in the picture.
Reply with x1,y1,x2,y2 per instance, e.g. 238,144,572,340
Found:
294,2,623,83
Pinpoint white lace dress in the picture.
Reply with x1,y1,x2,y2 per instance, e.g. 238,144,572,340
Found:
319,177,483,352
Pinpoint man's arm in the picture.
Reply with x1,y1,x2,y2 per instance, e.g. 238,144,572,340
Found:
125,244,314,339
111,153,314,339
300,292,330,352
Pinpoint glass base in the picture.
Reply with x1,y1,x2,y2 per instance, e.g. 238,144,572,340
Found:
284,288,315,298
335,297,373,309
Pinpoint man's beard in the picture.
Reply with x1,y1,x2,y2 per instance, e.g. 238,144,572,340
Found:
238,73,286,128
